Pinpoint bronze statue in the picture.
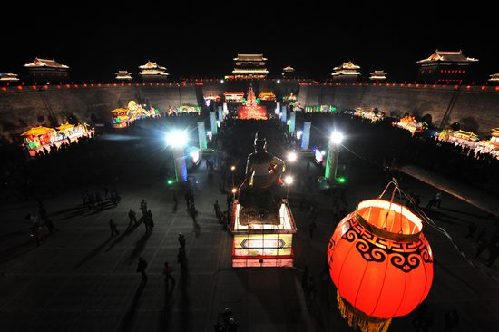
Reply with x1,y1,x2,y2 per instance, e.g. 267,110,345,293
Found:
238,132,285,220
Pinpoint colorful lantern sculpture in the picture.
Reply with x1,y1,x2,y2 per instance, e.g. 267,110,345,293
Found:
328,197,434,332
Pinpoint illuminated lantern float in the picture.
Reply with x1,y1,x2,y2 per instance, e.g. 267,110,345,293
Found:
238,87,267,120
230,133,297,267
328,199,433,332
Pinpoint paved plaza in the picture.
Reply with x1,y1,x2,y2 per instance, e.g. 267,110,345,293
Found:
1,119,498,332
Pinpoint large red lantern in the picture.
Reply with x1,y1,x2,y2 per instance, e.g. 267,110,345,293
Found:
328,198,433,332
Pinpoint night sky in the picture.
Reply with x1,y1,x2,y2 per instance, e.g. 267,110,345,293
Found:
2,1,496,83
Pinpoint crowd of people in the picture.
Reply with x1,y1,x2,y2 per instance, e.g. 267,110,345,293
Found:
2,104,498,331
303,112,499,195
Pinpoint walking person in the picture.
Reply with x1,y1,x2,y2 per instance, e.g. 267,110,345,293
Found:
184,192,191,209
189,203,198,222
143,213,151,233
172,191,178,212
30,218,42,247
214,200,221,222
434,192,442,209
109,219,119,237
178,247,188,275
140,199,148,215
136,257,148,284
426,197,435,210
44,218,55,235
147,210,154,232
178,233,186,249
163,261,176,292
128,209,137,228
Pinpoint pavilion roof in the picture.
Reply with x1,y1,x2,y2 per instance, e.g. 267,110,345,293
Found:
56,122,74,131
22,126,56,136
333,61,360,71
139,61,167,70
233,53,267,61
417,50,478,64
24,57,69,69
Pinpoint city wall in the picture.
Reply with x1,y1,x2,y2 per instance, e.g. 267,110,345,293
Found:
0,84,198,141
1,82,498,142
298,84,499,133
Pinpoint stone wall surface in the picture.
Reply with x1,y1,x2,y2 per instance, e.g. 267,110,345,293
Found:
0,85,198,141
1,82,498,142
299,85,499,133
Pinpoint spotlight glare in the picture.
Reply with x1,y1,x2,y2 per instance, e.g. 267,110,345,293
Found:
190,150,200,163
287,151,298,162
329,131,345,144
165,130,189,149
284,175,294,185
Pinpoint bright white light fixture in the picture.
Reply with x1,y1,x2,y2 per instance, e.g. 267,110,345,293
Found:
287,151,298,162
284,175,294,185
329,131,345,145
220,79,224,83
190,150,200,163
165,130,189,149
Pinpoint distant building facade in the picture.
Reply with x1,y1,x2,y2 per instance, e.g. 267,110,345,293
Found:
282,66,295,78
331,61,361,82
369,70,387,81
488,73,499,85
24,57,69,83
115,70,132,81
416,50,478,84
139,61,169,82
226,53,269,80
0,72,20,85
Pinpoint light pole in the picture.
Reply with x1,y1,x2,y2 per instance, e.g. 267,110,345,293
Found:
165,129,189,183
177,82,182,107
325,131,344,182
284,175,293,200
230,165,236,188
287,151,298,173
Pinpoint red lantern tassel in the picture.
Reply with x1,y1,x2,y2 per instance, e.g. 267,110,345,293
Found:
337,292,392,332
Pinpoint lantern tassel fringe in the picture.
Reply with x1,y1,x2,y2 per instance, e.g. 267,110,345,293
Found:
337,292,392,332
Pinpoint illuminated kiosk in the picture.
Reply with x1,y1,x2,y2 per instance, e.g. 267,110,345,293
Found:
230,200,297,268
229,133,297,268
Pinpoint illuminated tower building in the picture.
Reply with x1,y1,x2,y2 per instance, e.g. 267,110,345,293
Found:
369,70,387,81
115,70,132,81
226,53,269,80
139,61,169,82
331,61,361,82
24,57,69,83
416,50,478,84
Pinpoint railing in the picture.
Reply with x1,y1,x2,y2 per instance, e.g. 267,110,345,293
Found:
2,81,499,93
